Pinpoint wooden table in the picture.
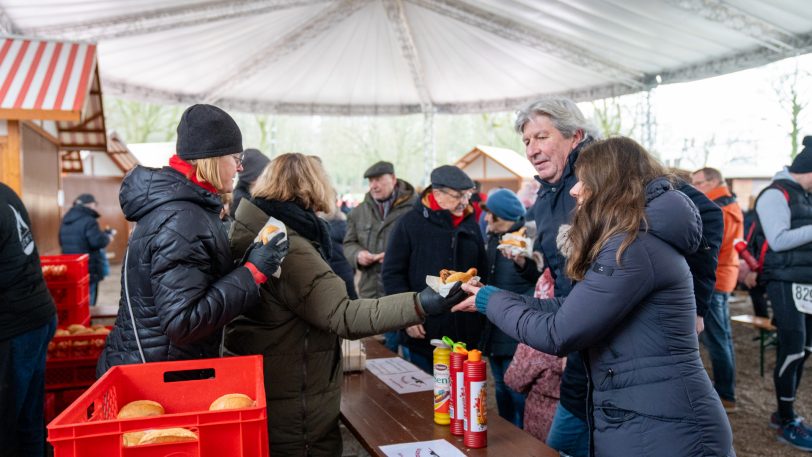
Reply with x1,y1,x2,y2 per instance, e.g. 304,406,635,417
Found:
340,339,559,456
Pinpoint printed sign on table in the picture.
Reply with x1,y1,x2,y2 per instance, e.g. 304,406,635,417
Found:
365,357,434,394
379,439,466,457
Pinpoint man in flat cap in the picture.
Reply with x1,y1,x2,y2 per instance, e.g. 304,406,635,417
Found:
382,165,488,373
344,161,417,353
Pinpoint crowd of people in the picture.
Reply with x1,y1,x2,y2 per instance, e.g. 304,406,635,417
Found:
1,97,812,456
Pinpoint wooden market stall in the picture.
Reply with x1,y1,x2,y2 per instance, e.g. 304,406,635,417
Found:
0,36,108,254
455,145,536,193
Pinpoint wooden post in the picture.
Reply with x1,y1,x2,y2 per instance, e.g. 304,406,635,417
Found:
0,120,22,194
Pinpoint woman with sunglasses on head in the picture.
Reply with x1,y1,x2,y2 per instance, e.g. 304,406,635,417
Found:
453,137,734,456
97,104,287,376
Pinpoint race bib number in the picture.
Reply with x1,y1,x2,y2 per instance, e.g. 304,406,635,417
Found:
793,283,812,314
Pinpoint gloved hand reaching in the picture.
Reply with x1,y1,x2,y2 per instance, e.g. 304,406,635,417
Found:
245,232,289,283
418,281,468,316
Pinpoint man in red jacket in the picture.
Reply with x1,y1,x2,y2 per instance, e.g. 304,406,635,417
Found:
693,167,744,412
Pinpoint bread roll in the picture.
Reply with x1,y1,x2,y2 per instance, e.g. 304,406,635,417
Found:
500,238,527,248
137,428,198,445
209,393,255,411
93,327,111,335
259,224,281,244
67,324,87,334
54,329,70,337
117,400,165,419
445,268,477,284
122,431,146,447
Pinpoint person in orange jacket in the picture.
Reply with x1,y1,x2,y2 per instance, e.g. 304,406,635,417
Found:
692,167,744,412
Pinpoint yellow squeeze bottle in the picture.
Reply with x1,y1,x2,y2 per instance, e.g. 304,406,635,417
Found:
431,339,451,425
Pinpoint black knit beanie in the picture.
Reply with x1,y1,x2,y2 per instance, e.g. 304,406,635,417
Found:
176,104,243,160
238,148,271,184
789,136,812,174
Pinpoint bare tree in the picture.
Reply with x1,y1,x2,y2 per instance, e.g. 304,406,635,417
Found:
591,97,639,139
772,60,810,159
104,97,180,143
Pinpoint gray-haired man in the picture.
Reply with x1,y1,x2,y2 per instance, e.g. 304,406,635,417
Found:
512,97,599,457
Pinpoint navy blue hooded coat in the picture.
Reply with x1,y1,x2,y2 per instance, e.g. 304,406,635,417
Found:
59,204,110,283
481,178,734,457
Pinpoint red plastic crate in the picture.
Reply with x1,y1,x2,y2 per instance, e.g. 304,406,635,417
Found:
48,326,110,360
49,282,90,327
48,356,269,457
46,326,111,390
48,276,90,307
46,389,86,424
41,254,89,282
46,358,99,390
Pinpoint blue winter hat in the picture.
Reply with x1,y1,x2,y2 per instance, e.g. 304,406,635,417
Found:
482,189,525,221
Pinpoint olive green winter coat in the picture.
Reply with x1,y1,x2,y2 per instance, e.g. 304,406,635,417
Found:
343,179,416,298
226,199,424,457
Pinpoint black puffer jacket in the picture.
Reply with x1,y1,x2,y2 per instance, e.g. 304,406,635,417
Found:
59,205,110,283
97,166,259,376
484,178,733,457
0,183,56,339
382,188,488,360
675,181,722,318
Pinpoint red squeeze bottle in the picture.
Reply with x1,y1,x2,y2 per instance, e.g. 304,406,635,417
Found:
463,350,487,448
449,351,466,436
734,238,760,271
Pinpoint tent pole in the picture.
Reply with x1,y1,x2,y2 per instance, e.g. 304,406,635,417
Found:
423,107,436,186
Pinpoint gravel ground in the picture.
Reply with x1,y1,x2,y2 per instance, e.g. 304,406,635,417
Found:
720,293,809,457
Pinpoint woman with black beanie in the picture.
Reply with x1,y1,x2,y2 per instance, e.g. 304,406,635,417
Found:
97,104,288,375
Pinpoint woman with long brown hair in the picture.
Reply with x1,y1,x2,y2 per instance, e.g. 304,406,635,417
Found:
454,137,734,456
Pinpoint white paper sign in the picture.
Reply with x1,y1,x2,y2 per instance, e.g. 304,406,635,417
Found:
793,283,812,314
365,357,434,394
379,439,466,457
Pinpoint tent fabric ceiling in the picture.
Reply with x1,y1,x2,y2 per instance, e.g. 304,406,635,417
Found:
1,0,811,116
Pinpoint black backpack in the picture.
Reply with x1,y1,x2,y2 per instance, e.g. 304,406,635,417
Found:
743,183,790,272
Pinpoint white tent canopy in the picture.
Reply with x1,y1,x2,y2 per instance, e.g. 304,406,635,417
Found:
1,0,811,116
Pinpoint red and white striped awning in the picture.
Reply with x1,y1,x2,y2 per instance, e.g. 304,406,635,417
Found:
0,36,107,153
0,37,97,122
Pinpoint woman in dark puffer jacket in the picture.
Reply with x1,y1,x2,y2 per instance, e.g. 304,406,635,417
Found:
454,137,734,457
98,105,287,375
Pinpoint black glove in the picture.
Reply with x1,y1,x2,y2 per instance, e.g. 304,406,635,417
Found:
418,281,467,316
246,232,289,278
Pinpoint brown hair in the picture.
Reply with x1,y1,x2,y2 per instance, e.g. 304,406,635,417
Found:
566,137,667,280
252,152,335,213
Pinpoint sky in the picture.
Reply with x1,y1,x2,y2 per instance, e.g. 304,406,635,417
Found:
611,52,812,178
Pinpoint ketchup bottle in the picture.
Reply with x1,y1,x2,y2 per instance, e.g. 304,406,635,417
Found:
463,350,487,448
449,347,467,436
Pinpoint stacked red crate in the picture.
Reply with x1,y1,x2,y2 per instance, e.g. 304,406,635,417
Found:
41,254,91,326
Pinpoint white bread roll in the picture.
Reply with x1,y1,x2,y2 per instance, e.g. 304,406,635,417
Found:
117,400,165,419
208,393,254,411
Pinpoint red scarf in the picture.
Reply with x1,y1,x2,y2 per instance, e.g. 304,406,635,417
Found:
169,155,219,195
428,193,464,227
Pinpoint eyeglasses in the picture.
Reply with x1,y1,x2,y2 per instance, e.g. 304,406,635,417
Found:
231,153,245,166
437,188,473,201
